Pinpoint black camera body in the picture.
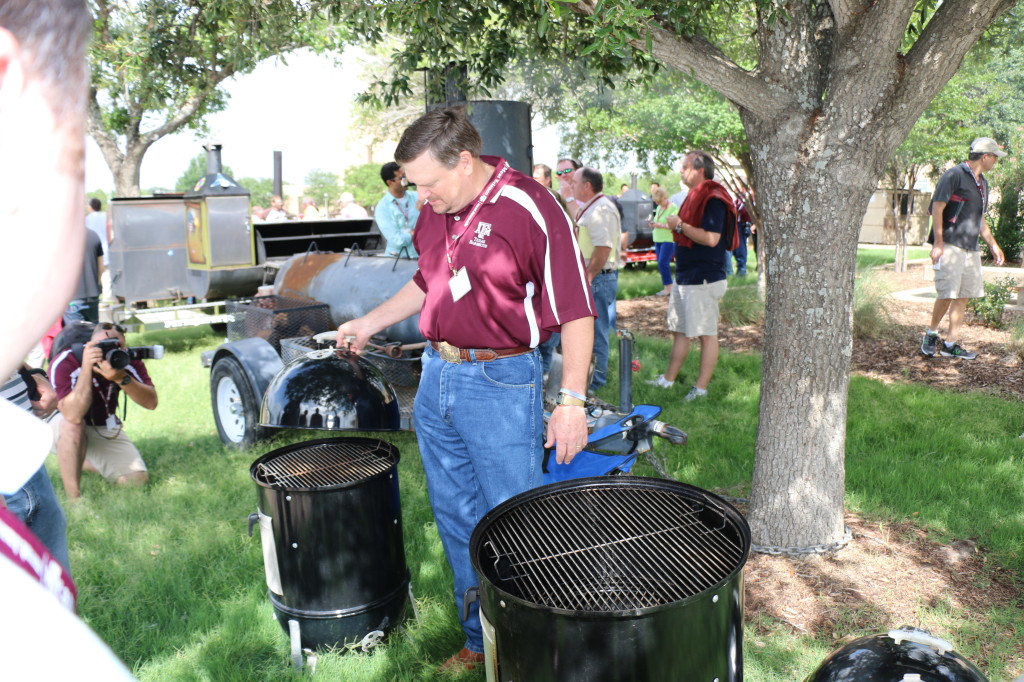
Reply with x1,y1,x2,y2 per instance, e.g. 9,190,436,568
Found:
95,338,130,370
72,340,164,370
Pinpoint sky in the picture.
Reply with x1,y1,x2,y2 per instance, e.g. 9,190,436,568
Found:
84,49,562,193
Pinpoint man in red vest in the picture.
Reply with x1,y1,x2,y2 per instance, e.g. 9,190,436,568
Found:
647,151,738,401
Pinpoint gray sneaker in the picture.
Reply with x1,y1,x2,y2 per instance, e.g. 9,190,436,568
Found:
684,386,708,402
939,342,976,360
920,331,940,357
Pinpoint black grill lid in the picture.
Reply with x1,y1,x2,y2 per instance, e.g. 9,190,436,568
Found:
471,477,750,613
251,437,399,491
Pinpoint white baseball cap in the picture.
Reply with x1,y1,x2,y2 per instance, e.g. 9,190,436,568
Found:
970,137,1007,157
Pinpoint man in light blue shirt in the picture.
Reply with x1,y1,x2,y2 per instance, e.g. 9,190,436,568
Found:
375,161,420,257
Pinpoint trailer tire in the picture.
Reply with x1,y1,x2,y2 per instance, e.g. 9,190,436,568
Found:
211,356,268,449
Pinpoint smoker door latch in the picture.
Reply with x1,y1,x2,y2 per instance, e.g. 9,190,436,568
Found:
462,586,480,622
247,512,259,537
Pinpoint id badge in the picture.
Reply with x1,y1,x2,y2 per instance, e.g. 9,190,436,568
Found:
105,415,117,431
448,266,471,302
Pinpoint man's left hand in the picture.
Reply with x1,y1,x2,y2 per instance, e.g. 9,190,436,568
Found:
991,243,1005,266
93,359,121,383
544,405,589,466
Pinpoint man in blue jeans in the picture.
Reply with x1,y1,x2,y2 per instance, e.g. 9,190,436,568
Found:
572,166,621,393
338,108,594,672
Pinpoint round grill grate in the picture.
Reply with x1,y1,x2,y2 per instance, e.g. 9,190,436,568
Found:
252,437,398,490
476,479,749,612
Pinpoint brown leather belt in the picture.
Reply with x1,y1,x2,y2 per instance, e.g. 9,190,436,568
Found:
430,340,532,363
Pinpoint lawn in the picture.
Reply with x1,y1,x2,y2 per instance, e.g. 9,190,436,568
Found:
48,307,1024,680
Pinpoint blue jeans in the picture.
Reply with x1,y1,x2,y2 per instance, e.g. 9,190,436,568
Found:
4,465,70,573
655,241,675,286
413,344,544,653
590,270,618,391
537,332,560,374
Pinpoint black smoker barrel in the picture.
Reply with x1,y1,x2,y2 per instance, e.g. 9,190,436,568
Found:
250,437,409,651
469,476,750,681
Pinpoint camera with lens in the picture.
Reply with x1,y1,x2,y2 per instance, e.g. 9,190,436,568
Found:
79,339,164,370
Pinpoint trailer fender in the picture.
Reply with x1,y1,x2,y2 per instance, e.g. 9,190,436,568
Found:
211,337,283,401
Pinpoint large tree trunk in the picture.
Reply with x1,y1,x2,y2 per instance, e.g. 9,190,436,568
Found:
744,119,878,549
602,0,1016,552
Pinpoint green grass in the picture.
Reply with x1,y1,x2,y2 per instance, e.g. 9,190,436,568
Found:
856,246,931,269
47,323,1024,680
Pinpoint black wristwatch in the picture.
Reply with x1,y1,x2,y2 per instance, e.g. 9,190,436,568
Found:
120,374,132,386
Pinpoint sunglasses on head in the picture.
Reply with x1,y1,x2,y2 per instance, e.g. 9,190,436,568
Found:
555,168,574,176
98,322,126,334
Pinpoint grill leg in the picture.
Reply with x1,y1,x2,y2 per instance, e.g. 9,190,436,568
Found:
288,619,302,669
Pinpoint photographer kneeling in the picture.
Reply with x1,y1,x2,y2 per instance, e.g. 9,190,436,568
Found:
49,323,158,499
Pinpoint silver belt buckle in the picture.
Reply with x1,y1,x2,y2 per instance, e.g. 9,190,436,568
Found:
437,341,462,364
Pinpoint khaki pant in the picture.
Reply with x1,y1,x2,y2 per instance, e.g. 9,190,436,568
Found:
50,413,147,482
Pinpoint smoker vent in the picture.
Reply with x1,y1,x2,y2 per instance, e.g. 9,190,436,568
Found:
478,483,746,612
253,438,398,490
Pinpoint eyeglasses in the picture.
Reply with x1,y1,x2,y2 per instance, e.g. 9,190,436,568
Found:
98,322,126,334
399,177,409,187
555,168,574,177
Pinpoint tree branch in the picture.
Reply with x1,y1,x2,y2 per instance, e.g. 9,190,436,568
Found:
138,70,236,145
895,0,1015,120
572,0,792,119
86,88,126,171
827,0,862,32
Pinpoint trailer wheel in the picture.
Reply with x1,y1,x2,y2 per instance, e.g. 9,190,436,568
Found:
211,356,268,449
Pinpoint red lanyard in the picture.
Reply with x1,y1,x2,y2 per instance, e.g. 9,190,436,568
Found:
445,160,512,274
576,193,605,222
961,162,987,213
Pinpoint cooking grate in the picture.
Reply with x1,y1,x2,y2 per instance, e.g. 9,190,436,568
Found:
253,438,397,490
478,483,746,612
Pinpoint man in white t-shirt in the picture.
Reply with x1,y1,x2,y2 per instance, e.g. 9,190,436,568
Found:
573,166,621,392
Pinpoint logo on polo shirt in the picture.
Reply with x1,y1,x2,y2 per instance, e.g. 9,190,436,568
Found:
470,222,492,248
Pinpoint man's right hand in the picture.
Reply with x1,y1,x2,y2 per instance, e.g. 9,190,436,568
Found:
80,341,104,376
930,244,944,265
336,318,376,352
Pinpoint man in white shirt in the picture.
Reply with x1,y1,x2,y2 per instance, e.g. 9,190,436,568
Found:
573,166,621,392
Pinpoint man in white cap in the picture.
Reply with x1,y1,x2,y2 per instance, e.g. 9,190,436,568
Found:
338,191,368,219
920,137,1006,360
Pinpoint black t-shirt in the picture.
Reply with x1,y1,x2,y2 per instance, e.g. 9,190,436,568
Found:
72,229,104,299
929,163,988,252
675,198,727,285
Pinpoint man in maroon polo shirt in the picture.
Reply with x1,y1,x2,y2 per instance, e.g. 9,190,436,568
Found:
338,107,594,671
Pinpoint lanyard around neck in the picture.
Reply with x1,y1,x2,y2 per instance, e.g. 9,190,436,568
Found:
445,160,512,274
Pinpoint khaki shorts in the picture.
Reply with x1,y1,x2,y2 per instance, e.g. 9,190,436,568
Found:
667,279,727,338
935,243,984,300
50,413,147,482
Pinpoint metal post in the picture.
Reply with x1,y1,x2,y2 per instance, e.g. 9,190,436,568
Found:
617,329,634,414
273,151,283,198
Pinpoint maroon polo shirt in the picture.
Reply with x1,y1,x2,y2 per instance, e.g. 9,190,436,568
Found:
412,156,594,349
50,349,153,427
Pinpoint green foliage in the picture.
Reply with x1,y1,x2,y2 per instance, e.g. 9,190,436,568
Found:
720,284,764,326
87,188,111,208
89,2,347,195
343,162,386,213
174,153,235,194
236,177,275,208
303,168,342,210
990,129,1024,263
852,271,896,341
563,74,749,180
1009,316,1024,364
968,276,1019,329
